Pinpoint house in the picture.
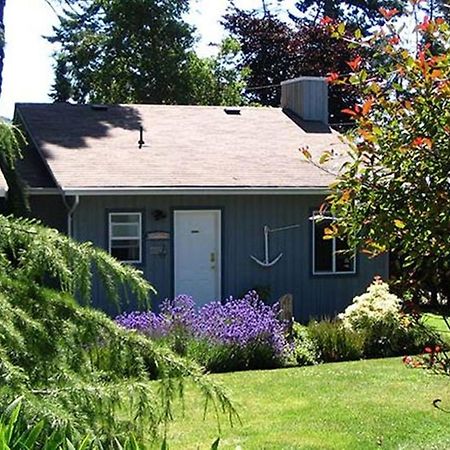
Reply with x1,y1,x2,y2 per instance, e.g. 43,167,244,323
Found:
11,77,387,320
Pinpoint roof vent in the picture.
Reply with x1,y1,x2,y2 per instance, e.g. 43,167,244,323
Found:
91,104,108,111
224,107,241,115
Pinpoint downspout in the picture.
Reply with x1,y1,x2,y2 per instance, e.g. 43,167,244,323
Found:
62,194,80,238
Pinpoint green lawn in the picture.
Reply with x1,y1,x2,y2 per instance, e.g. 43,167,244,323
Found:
422,314,450,343
158,358,450,450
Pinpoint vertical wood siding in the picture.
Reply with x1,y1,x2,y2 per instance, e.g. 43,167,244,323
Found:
71,194,388,321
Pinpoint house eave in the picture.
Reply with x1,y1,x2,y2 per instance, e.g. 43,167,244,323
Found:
58,187,329,196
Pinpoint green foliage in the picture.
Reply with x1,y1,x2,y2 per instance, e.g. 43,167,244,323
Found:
49,0,193,104
0,214,152,308
187,338,282,373
289,323,319,366
290,0,407,30
0,396,145,449
0,274,237,446
0,123,29,216
307,319,365,362
184,38,249,107
322,7,450,307
51,57,72,103
49,1,248,106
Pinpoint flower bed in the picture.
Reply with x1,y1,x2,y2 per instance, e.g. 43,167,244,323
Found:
116,291,289,372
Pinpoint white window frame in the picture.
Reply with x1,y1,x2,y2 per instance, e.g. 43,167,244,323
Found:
312,212,356,275
108,212,142,264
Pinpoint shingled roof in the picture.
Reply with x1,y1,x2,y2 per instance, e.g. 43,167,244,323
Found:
15,103,347,192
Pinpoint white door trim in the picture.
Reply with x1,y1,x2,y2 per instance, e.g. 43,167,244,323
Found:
173,209,222,301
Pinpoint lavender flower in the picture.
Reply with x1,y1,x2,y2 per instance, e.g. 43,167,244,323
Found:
115,291,289,369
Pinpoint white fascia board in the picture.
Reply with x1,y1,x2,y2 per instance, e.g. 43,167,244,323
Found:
0,188,6,198
61,187,329,196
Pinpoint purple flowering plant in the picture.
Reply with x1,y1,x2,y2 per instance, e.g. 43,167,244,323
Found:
116,291,290,371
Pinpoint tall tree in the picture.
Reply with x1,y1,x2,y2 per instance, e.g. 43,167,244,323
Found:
290,0,407,30
50,0,195,104
184,38,250,106
50,0,248,105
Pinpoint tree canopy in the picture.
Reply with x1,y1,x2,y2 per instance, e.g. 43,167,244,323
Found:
290,0,407,30
312,7,450,307
50,0,248,106
222,5,360,121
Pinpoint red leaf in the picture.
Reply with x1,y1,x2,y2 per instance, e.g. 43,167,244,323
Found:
361,98,374,116
341,108,358,117
320,16,334,25
418,16,431,32
379,7,399,20
346,55,362,71
326,72,340,83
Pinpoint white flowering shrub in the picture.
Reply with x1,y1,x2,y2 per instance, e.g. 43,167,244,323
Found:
339,278,402,331
338,278,428,357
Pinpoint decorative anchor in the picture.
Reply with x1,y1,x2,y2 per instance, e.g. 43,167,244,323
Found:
250,224,300,268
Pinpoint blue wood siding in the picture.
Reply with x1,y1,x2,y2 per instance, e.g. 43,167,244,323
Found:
72,194,388,321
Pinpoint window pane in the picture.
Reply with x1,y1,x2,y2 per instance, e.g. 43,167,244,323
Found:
110,214,140,224
111,223,139,238
314,220,333,272
335,238,354,272
111,239,140,262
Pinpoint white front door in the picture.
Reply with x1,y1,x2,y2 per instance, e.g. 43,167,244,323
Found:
174,210,221,305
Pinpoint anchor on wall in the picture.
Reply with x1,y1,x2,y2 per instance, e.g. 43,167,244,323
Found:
250,224,300,268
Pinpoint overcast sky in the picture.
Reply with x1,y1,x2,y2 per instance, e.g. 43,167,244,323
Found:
0,0,295,118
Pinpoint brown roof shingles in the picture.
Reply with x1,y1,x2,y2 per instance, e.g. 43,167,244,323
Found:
16,103,347,190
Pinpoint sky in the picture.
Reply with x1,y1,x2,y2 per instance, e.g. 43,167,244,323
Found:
0,0,295,119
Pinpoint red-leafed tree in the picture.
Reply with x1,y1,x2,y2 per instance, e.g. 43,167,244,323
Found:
312,8,450,313
222,5,361,122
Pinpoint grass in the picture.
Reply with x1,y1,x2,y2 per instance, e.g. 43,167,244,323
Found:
157,358,450,449
422,313,450,343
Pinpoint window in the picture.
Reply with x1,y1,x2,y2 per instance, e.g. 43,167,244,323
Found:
312,212,356,275
108,212,142,263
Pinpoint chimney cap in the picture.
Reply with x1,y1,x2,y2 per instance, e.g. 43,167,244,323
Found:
281,76,327,86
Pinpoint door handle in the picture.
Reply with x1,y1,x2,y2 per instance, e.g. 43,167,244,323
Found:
210,252,215,263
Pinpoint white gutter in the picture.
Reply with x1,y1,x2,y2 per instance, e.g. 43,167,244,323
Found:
63,195,80,237
61,187,329,196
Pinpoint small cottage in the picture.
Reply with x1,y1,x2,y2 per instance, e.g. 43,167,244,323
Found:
10,77,387,320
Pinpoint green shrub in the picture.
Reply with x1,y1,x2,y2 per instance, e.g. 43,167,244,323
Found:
0,273,236,446
188,337,283,373
339,279,430,357
290,323,319,366
307,319,365,363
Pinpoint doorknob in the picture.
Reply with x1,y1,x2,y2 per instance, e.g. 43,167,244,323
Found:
210,252,216,263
